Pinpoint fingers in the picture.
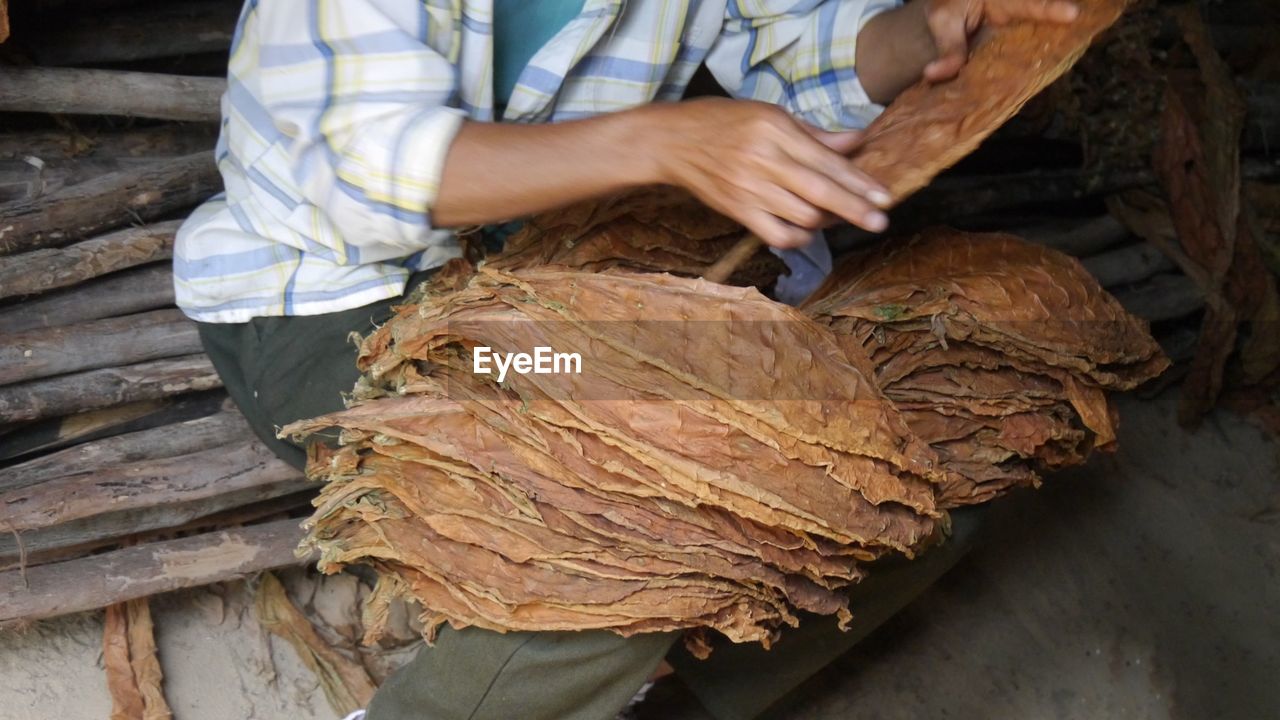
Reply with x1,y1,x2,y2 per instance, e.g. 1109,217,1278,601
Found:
737,207,813,249
800,124,867,155
786,128,892,207
924,7,970,82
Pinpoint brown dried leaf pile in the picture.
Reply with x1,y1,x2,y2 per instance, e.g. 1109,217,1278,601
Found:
805,228,1169,506
286,267,947,648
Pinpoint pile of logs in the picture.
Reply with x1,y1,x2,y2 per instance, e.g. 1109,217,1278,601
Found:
0,0,1277,631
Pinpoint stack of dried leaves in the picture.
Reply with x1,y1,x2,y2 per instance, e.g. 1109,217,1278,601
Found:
805,229,1169,506
285,267,951,647
485,187,788,290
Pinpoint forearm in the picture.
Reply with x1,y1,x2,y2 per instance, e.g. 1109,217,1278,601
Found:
855,0,938,105
432,109,663,227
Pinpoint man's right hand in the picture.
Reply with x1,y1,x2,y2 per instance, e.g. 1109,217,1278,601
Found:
641,99,891,249
434,99,891,248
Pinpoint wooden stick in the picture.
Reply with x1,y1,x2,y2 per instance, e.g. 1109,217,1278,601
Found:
0,155,216,255
0,309,201,386
0,125,218,162
0,476,313,565
1112,273,1206,323
30,0,239,66
2,489,314,572
1,410,251,494
0,438,298,532
0,264,175,335
0,221,179,299
1081,242,1177,289
0,354,221,424
0,518,311,626
0,67,224,122
0,393,226,463
702,234,763,284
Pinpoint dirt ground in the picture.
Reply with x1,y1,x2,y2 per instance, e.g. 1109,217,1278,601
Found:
2,390,1277,720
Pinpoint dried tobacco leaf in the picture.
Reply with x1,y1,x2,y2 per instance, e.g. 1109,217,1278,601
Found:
287,269,944,646
254,572,378,716
806,228,1168,507
851,0,1131,202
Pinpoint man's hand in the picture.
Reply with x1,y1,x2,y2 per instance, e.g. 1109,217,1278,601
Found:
643,99,891,249
857,0,1079,103
923,0,1080,82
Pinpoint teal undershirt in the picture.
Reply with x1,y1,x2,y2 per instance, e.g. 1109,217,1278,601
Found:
492,0,587,112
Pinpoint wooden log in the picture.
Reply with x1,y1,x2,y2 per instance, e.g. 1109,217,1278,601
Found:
0,473,311,565
0,264,175,335
1112,273,1206,323
1,410,251,493
30,0,239,66
0,437,298,533
0,67,224,122
0,308,201,388
0,392,227,463
0,221,179,299
1082,242,1177,289
0,354,221,424
0,518,311,625
0,125,218,162
1,489,314,572
0,155,217,256
0,156,171,202
1018,215,1131,257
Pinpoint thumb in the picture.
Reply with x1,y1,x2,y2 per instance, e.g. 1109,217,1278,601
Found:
802,125,867,156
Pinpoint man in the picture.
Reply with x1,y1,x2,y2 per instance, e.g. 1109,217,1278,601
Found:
176,1,1078,718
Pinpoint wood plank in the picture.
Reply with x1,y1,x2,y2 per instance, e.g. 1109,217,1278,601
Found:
0,67,224,122
0,354,221,424
0,518,312,625
0,155,216,255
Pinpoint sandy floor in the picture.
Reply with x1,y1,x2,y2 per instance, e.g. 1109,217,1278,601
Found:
2,391,1277,719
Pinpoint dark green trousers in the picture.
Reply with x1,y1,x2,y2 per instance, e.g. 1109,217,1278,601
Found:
197,282,987,720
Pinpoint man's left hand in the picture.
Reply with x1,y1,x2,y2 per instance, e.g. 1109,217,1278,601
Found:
922,0,1080,82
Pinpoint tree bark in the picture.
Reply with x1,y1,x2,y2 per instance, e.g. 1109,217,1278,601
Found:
0,221,179,299
0,518,311,625
0,67,224,122
0,309,201,385
0,155,216,255
0,263,175,335
0,354,221,424
1,410,251,493
0,392,227,463
0,437,299,533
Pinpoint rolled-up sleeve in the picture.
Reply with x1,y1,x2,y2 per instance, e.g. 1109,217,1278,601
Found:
248,0,465,254
705,0,902,130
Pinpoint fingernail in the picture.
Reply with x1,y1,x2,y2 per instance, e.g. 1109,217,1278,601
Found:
867,212,888,232
870,190,892,206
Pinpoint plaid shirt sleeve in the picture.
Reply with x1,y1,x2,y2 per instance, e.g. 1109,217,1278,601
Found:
706,0,903,130
249,0,466,253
